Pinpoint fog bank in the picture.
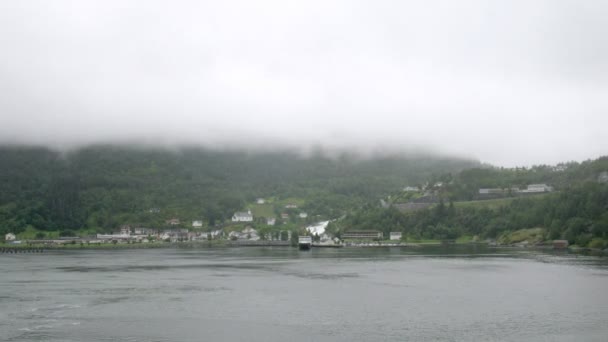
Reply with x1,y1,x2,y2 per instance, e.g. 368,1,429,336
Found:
1,1,607,166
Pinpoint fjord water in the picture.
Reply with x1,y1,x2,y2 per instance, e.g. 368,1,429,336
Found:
2,246,608,342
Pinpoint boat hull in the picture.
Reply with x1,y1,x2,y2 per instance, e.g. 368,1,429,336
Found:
298,243,311,250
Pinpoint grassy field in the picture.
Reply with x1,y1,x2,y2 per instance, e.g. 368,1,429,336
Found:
250,204,275,218
276,197,306,207
453,197,517,210
453,193,551,210
455,235,476,243
248,197,307,218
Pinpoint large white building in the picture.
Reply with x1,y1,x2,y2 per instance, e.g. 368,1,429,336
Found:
232,210,253,222
479,188,520,195
389,232,402,240
5,233,16,241
96,233,130,240
192,220,203,227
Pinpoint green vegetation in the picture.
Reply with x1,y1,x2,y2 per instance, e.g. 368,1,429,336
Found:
2,145,606,249
336,187,607,248
0,145,477,237
454,196,526,210
334,156,608,248
455,235,475,243
444,158,608,201
250,204,275,218
497,228,546,245
588,238,607,250
403,239,442,244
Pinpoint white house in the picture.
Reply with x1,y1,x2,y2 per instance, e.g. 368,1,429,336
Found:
267,218,276,226
209,230,223,238
166,218,180,225
299,212,308,219
5,233,16,241
192,220,203,228
232,210,253,222
241,227,260,241
256,198,265,204
524,184,553,193
228,227,260,241
119,225,131,235
390,232,402,241
403,186,419,192
196,230,223,240
285,204,298,209
479,188,503,194
133,227,157,235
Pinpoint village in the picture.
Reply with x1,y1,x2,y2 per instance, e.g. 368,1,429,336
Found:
1,177,600,251
0,182,563,250
2,197,409,249
1,198,334,247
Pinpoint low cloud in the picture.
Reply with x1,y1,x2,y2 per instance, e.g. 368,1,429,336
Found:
0,0,606,166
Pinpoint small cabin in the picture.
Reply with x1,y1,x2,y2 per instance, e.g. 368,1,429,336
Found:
5,233,16,241
389,232,402,240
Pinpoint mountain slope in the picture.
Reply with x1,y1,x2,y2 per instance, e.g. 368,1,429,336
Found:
0,145,478,234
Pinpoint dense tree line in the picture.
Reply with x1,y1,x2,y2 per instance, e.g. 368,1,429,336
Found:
332,182,608,247
0,145,477,235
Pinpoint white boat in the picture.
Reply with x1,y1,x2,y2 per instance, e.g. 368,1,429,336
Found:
298,236,312,250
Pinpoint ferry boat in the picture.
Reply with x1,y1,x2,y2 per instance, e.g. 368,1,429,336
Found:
298,236,312,250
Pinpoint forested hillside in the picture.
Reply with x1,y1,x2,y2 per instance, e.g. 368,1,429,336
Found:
331,157,608,247
448,159,608,200
0,145,478,235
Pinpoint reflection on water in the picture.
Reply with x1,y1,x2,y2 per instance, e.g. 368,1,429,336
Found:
1,246,608,342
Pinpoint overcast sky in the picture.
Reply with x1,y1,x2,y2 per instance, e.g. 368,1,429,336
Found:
0,1,606,166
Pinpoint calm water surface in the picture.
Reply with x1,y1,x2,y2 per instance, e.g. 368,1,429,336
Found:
1,246,608,341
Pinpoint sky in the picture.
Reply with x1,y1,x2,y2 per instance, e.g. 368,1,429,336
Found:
0,0,607,167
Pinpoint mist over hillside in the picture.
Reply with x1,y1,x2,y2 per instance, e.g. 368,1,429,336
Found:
2,2,607,166
0,144,479,234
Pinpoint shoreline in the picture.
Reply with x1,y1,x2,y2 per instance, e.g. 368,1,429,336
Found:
1,241,606,256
